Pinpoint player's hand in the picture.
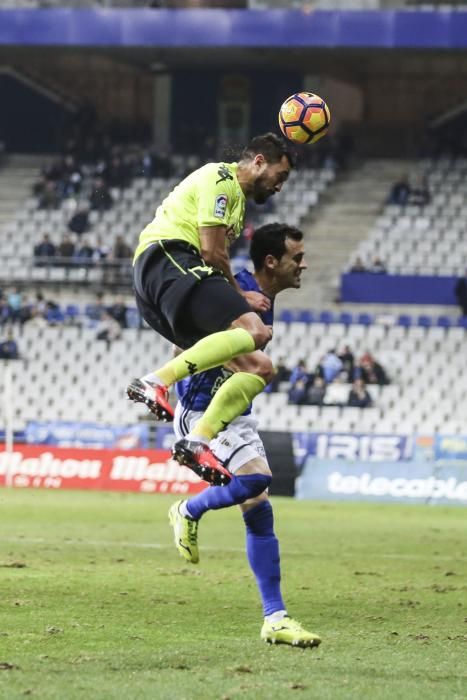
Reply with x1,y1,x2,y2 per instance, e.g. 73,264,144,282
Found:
242,291,271,313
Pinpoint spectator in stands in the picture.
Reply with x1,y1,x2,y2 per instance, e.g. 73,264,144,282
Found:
350,256,367,273
90,178,113,212
0,297,11,326
6,288,23,325
61,155,83,197
34,292,47,317
38,181,61,210
288,360,310,405
369,257,387,274
75,239,95,263
86,292,106,322
0,328,19,360
320,349,343,384
269,355,291,393
24,304,47,329
45,301,65,326
58,234,76,260
357,351,389,386
338,344,355,382
106,154,131,189
92,236,110,262
347,378,373,409
68,206,90,236
112,235,132,260
34,234,56,260
109,296,128,329
454,270,467,317
388,175,410,206
307,376,326,406
409,175,430,207
96,311,122,350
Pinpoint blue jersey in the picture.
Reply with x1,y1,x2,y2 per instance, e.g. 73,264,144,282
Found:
175,268,274,413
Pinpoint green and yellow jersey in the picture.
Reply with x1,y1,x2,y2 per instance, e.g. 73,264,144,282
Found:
133,162,246,263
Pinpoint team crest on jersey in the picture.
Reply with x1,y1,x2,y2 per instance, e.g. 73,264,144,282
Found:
214,194,228,219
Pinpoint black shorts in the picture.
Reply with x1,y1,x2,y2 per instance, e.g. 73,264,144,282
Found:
133,240,251,349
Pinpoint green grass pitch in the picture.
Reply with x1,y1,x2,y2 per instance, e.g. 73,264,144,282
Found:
1,488,466,699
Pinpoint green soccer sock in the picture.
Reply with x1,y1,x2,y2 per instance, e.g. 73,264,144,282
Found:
190,372,266,441
155,327,255,386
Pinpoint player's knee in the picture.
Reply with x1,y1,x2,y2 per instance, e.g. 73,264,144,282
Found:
240,491,270,513
233,314,272,350
232,473,272,502
243,352,274,384
258,355,275,384
231,348,274,384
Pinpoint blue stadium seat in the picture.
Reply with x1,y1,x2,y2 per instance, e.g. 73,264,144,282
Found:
279,309,294,323
296,310,315,324
46,306,65,324
318,310,335,324
417,315,432,328
356,312,373,326
338,312,353,325
397,314,412,327
436,316,452,328
457,316,467,329
65,304,80,320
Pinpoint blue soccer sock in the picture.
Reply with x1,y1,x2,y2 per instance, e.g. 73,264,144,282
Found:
243,500,286,617
185,473,271,521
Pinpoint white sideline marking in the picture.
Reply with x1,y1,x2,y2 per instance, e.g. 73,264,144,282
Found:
1,537,460,560
2,536,245,554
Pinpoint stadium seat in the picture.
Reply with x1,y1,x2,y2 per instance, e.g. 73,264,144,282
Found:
296,310,315,324
318,311,335,324
279,310,294,324
65,304,80,321
356,313,373,326
436,316,452,328
397,315,412,327
337,312,353,326
417,315,432,328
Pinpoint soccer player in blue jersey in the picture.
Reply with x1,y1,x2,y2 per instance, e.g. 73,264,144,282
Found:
168,223,321,648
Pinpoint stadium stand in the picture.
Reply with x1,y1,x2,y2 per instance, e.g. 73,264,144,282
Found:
345,156,467,276
0,156,336,286
0,315,465,435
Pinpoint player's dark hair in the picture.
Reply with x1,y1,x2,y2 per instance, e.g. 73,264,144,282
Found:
240,133,296,168
250,223,303,271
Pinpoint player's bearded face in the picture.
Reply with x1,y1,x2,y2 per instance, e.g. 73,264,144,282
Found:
252,172,275,204
252,157,290,204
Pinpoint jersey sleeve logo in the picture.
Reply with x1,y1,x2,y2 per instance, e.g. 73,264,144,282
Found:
214,194,228,219
216,165,233,185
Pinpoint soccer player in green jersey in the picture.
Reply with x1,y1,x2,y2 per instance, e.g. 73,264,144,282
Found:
127,133,294,484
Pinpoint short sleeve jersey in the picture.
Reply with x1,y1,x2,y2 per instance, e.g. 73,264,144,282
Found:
133,162,246,262
175,269,274,415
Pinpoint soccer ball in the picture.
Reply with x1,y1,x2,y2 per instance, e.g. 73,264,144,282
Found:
278,92,331,145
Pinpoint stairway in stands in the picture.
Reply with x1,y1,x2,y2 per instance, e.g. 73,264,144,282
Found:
0,155,44,230
276,158,411,312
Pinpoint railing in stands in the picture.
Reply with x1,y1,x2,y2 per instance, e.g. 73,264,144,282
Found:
0,256,133,288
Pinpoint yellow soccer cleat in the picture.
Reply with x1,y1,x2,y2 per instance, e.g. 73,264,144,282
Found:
168,500,199,564
261,616,321,648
